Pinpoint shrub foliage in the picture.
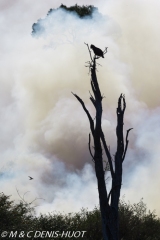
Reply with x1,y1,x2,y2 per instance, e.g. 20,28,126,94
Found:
0,193,160,239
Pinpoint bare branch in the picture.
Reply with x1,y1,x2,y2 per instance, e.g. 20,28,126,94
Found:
89,93,96,108
105,177,110,182
122,128,133,162
72,92,94,136
117,94,126,113
23,191,30,200
122,94,126,113
84,42,93,61
103,160,110,172
29,197,45,205
16,187,45,208
107,188,112,203
91,79,97,101
103,47,108,54
96,62,102,67
100,131,115,178
16,187,28,204
88,133,95,162
91,67,102,101
107,183,122,203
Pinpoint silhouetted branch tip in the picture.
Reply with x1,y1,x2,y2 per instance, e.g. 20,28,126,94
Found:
84,42,93,61
122,128,133,161
72,92,95,136
103,47,108,54
117,93,126,113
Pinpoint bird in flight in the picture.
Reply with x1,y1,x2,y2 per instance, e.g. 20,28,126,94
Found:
28,176,33,180
90,44,104,58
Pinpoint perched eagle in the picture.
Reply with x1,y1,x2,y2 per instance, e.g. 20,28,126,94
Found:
90,44,104,58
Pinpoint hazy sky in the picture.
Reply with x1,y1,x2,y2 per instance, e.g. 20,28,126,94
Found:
0,0,160,216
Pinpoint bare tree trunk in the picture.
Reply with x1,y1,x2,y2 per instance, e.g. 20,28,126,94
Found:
72,46,132,240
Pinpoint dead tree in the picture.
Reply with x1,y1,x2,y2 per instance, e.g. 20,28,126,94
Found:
72,44,132,240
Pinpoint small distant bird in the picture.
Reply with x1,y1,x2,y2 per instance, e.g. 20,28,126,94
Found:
90,44,104,58
28,176,33,180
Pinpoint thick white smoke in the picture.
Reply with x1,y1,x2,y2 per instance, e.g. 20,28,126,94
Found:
0,0,160,216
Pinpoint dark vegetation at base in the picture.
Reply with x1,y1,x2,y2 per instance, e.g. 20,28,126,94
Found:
32,4,98,36
0,193,160,240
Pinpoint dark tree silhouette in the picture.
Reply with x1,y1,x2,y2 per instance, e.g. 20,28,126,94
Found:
72,44,132,240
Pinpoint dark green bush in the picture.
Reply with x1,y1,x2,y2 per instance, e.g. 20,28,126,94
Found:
0,192,160,240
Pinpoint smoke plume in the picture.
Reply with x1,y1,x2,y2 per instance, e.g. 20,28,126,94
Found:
0,0,160,215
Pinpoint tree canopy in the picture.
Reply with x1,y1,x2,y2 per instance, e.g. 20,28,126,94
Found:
32,4,98,36
50,4,97,18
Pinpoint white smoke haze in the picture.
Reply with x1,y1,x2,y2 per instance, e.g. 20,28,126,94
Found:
0,0,160,216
